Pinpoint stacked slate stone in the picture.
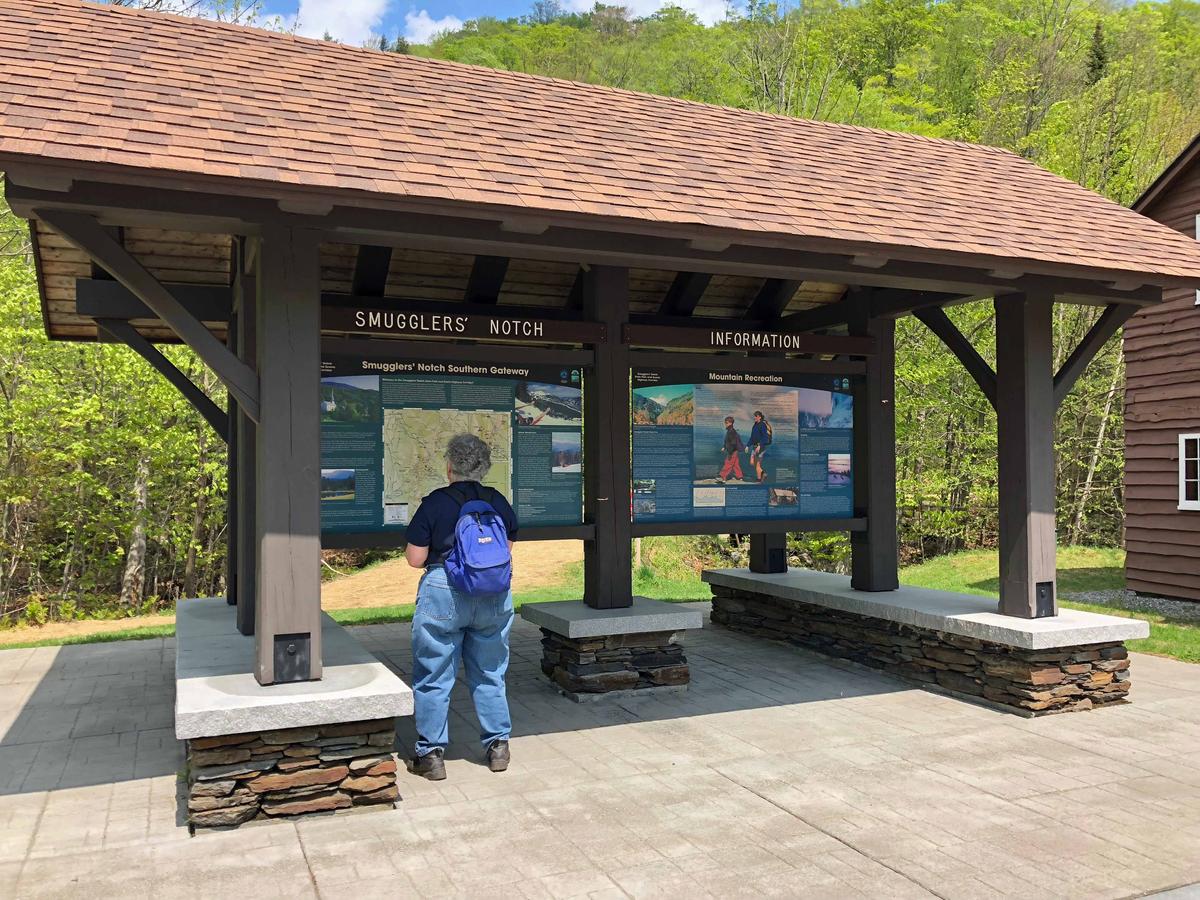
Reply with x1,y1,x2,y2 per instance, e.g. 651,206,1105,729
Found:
539,629,689,695
185,717,399,828
710,585,1131,715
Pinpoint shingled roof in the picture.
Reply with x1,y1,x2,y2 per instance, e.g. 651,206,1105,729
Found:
3,0,1200,286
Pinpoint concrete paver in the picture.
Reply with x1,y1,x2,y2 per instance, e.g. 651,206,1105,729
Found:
1,602,1199,898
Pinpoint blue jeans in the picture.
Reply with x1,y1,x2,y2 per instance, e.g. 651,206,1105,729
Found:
412,565,513,757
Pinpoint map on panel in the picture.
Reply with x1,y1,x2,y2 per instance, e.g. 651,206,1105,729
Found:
319,355,584,536
382,408,512,515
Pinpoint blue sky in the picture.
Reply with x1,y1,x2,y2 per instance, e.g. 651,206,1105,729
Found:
261,0,727,47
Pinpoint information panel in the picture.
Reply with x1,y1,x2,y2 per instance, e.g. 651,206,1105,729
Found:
320,355,584,535
632,368,854,523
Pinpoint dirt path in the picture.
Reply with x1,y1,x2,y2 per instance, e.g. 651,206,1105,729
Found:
321,540,583,609
0,541,584,646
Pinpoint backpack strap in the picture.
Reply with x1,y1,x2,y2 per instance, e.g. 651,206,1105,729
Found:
442,484,470,510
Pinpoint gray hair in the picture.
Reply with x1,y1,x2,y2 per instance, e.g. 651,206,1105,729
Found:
446,433,492,482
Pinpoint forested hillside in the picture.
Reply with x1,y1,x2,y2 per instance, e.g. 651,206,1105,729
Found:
3,0,1198,623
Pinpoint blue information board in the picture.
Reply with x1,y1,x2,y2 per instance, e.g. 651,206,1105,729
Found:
319,354,584,535
631,367,854,523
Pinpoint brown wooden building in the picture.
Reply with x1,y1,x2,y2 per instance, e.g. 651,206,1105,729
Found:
1128,140,1200,601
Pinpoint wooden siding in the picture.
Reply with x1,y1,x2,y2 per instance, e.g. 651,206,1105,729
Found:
1125,172,1200,601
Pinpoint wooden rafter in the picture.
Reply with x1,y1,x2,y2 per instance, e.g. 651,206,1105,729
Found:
465,254,510,303
350,245,392,297
1052,303,1138,407
658,271,711,316
744,278,801,320
37,209,260,421
913,306,999,409
96,318,228,441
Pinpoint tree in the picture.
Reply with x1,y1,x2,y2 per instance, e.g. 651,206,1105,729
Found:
1086,20,1108,86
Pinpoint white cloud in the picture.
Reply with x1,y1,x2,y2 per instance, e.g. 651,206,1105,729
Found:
294,0,391,45
404,8,465,44
562,0,729,26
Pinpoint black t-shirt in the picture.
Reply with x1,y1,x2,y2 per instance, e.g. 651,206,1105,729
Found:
406,482,519,564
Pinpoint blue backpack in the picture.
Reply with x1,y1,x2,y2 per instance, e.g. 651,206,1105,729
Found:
442,485,513,596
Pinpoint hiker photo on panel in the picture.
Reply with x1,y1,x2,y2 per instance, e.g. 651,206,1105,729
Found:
748,410,773,484
718,415,745,483
403,433,517,781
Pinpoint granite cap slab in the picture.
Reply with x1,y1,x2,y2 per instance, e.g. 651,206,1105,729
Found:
520,596,703,639
702,568,1149,650
175,597,413,740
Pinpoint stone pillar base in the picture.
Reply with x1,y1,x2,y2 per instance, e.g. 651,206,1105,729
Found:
711,585,1131,715
539,629,689,701
186,716,398,829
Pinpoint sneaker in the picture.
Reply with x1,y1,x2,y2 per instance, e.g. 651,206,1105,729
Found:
409,748,446,781
486,739,510,773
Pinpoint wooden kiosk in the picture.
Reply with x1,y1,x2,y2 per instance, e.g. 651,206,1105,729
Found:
1,0,1193,824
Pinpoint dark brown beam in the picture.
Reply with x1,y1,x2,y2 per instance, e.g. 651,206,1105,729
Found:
630,350,866,376
90,226,122,280
745,278,801,320
225,306,239,608
1053,303,1138,408
322,524,596,549
913,306,998,409
849,293,898,591
95,318,228,441
75,279,233,322
254,224,323,683
322,293,587,323
465,254,510,304
234,266,257,638
633,518,866,537
623,322,874,356
566,268,584,310
870,289,972,318
659,271,712,316
322,337,594,368
39,209,260,421
350,245,392,297
995,293,1057,618
776,299,856,332
582,266,633,609
749,533,787,573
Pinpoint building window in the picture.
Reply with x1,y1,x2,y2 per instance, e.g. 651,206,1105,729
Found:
1182,434,1200,511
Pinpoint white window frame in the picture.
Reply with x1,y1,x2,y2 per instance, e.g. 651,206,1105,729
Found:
1181,433,1200,511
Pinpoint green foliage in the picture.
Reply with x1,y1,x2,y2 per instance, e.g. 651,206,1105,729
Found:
0,200,227,623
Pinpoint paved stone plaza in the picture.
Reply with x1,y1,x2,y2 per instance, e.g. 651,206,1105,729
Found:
1,603,1199,899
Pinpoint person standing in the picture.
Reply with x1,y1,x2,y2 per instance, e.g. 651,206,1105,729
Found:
748,411,772,483
717,415,745,483
403,434,517,780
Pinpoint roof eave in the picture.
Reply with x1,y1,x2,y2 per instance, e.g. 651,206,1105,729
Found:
4,154,1192,298
1133,132,1200,214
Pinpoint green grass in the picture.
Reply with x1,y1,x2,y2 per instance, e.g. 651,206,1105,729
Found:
0,624,175,650
12,543,1197,664
902,546,1200,664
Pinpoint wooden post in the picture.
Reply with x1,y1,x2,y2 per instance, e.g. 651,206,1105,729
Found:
226,311,239,607
254,224,323,683
582,266,633,609
234,267,257,636
850,296,899,591
749,533,787,573
995,293,1057,618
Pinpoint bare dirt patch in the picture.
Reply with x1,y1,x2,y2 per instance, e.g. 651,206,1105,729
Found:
0,613,175,647
320,540,583,610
